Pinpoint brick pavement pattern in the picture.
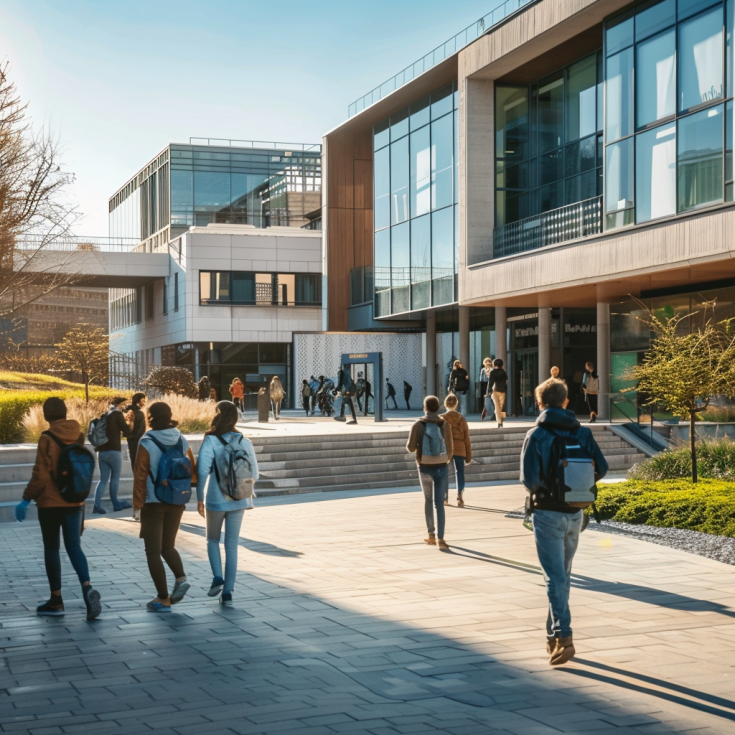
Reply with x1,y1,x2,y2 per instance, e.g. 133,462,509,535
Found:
1,483,735,734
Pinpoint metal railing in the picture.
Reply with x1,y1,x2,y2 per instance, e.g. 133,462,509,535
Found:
492,195,602,259
188,137,322,153
348,0,534,117
16,235,142,253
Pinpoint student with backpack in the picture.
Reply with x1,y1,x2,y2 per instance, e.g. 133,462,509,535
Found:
301,380,311,417
90,396,133,514
406,396,454,550
196,401,258,606
334,364,358,424
14,397,102,620
133,402,197,613
520,378,608,666
442,394,472,507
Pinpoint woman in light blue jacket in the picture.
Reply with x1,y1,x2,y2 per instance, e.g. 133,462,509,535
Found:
196,401,258,606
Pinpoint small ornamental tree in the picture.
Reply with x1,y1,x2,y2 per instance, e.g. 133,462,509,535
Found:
624,305,735,483
144,366,197,398
56,326,110,403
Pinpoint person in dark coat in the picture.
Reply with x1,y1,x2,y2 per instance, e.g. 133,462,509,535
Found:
403,381,413,410
449,360,470,396
334,365,357,424
385,379,398,410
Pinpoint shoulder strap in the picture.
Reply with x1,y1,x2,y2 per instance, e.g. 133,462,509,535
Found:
43,430,68,449
146,434,167,453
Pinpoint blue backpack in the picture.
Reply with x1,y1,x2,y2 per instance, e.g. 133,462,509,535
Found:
146,435,192,505
44,431,96,503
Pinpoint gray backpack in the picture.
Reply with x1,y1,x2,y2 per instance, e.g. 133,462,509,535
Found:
213,434,256,502
418,420,447,460
87,412,110,448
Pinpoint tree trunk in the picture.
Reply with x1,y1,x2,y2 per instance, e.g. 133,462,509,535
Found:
690,410,697,484
84,371,89,405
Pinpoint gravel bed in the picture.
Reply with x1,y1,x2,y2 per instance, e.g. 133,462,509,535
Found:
506,510,735,566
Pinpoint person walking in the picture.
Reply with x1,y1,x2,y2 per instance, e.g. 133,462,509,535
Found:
229,378,244,412
582,361,599,423
198,376,211,402
270,376,285,420
333,364,358,425
385,378,398,410
133,402,197,613
92,396,133,514
196,401,258,606
520,378,608,666
489,359,508,429
406,396,454,550
308,375,320,416
442,394,472,507
301,380,311,417
449,360,469,397
479,358,494,420
125,393,147,522
403,381,413,410
14,397,102,620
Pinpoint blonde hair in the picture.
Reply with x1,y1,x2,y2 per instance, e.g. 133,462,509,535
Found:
535,378,568,408
269,376,284,400
444,394,458,409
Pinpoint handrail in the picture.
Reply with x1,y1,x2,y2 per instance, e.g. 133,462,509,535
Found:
16,235,141,253
188,138,321,153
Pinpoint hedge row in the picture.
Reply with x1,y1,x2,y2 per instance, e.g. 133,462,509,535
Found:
594,479,735,538
0,388,120,444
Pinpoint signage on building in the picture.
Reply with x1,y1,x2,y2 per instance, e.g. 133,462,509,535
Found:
349,353,369,359
565,324,597,333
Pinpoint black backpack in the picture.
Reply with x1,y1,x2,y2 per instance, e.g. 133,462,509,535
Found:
44,432,96,503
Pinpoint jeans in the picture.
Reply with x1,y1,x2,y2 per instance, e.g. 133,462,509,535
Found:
533,509,583,639
140,503,186,598
206,508,245,594
340,395,356,421
37,507,90,592
94,450,123,509
452,455,466,495
418,464,448,539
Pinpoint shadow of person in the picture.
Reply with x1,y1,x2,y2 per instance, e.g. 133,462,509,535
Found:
179,522,304,557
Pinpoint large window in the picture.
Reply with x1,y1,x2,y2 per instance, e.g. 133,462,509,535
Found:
199,271,321,306
373,82,458,315
604,0,734,228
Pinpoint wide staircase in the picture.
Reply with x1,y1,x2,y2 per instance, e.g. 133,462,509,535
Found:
0,426,647,505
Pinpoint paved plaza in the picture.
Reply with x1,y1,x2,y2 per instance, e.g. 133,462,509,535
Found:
1,482,735,734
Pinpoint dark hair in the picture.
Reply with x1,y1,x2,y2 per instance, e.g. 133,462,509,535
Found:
493,358,504,368
204,401,239,437
424,395,440,413
43,397,66,422
132,392,146,406
147,401,177,431
535,378,568,408
111,396,127,406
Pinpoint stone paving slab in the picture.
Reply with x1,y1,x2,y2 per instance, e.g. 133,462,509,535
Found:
1,483,735,734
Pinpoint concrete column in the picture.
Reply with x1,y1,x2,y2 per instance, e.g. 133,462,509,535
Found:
538,307,552,386
597,302,611,421
495,306,507,366
459,306,470,413
426,311,437,398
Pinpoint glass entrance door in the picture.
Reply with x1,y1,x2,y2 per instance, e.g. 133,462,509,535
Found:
513,349,539,417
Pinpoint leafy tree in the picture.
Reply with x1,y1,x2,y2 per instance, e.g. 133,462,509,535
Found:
624,305,735,482
56,326,109,403
144,366,198,398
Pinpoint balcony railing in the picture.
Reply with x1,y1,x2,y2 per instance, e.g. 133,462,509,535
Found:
492,195,602,260
16,235,141,253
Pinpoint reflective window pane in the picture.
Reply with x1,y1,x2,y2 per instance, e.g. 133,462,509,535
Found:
410,96,430,131
635,0,675,41
495,86,528,162
636,30,675,128
391,222,410,313
538,72,564,152
374,228,391,292
374,120,389,151
606,10,634,55
636,123,676,222
567,54,598,142
431,207,453,279
374,146,390,231
539,149,563,185
679,0,720,21
390,108,409,142
454,109,459,204
605,137,634,214
431,113,453,210
727,100,733,188
728,0,735,98
431,84,453,119
679,8,723,112
411,214,431,287
606,48,634,142
410,126,431,218
390,136,409,224
194,171,230,210
678,105,724,211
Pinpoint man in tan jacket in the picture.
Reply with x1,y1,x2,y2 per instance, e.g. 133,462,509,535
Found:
406,396,453,550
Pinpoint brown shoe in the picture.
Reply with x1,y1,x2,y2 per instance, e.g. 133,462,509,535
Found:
437,539,449,550
444,499,449,506
550,636,575,666
424,533,436,545
546,638,557,656
457,496,464,507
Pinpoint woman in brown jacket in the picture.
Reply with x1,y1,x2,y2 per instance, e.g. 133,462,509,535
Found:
14,397,102,620
442,394,472,507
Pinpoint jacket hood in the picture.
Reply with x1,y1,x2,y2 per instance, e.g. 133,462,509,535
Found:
442,410,463,427
420,412,445,425
143,427,182,445
536,407,580,431
47,419,82,443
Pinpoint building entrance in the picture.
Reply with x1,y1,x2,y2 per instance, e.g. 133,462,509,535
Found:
513,349,539,417
340,352,385,422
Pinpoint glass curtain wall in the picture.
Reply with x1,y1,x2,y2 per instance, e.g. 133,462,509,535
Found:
605,0,734,229
373,83,459,317
495,52,604,227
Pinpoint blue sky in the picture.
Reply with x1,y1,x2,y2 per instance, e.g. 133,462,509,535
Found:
0,0,494,235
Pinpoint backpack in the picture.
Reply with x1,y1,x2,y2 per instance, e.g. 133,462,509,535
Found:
540,426,597,508
146,435,192,505
44,432,96,503
87,412,110,448
212,434,256,502
417,420,447,461
585,373,600,393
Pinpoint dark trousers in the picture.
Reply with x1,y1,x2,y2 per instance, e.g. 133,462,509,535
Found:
140,503,185,598
302,397,310,416
38,506,90,592
386,394,398,409
128,438,140,467
340,395,357,421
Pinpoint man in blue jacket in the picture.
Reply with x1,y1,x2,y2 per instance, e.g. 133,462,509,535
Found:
520,378,608,666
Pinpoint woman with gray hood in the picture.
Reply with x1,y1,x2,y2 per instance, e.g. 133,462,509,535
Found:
133,402,197,613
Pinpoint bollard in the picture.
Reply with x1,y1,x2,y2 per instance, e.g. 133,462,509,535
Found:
258,387,270,423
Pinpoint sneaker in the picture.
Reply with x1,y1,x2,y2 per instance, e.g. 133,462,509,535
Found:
92,506,106,515
113,501,132,511
437,539,449,550
424,533,436,545
346,420,357,425
133,510,141,523
146,601,171,613
333,416,346,422
37,597,64,617
83,587,102,621
208,577,225,597
220,592,233,607
170,579,190,604
457,496,465,507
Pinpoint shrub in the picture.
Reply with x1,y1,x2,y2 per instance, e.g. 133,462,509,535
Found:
629,439,735,481
159,393,215,434
144,366,197,398
701,405,735,422
594,479,735,537
21,398,113,443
